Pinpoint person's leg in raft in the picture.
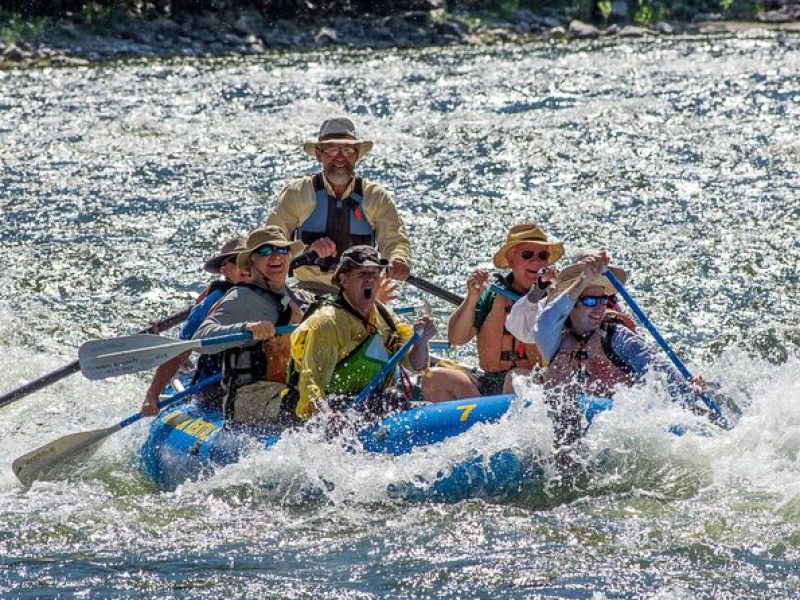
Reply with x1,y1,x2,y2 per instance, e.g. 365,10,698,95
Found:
420,367,480,402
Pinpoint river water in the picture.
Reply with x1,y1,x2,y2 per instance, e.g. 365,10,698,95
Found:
1,33,799,597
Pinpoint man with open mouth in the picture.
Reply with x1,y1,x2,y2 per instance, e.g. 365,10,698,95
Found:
284,246,449,422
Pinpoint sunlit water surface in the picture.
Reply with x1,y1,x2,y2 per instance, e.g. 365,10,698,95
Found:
1,33,799,597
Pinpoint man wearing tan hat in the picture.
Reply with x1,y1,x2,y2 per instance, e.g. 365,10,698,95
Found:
534,251,709,446
192,226,315,423
265,116,411,295
141,235,252,416
447,224,564,396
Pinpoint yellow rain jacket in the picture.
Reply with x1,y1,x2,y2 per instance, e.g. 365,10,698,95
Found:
288,296,417,420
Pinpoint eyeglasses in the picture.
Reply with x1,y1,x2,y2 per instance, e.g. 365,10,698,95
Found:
578,295,616,308
520,249,550,261
320,145,357,158
255,245,291,257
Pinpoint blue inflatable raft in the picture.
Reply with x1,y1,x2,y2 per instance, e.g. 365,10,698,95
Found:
141,392,529,492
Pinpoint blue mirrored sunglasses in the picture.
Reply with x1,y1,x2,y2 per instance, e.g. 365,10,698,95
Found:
255,245,291,256
578,295,616,308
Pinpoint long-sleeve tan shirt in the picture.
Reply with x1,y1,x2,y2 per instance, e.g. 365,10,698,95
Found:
266,174,411,291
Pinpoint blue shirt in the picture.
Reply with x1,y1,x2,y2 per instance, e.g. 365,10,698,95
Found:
534,292,698,404
179,289,225,340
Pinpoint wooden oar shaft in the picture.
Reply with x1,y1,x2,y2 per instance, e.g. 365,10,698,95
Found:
0,306,191,409
406,275,464,306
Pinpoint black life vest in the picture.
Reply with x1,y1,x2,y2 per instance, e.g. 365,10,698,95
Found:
219,284,295,420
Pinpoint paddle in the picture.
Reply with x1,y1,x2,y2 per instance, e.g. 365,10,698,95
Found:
603,268,730,429
489,283,521,303
0,306,191,410
353,332,421,408
79,326,297,380
406,275,464,306
12,373,222,486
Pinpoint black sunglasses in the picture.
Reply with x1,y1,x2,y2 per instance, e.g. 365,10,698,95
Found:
520,249,550,261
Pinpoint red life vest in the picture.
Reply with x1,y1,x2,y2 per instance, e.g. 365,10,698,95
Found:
477,292,542,373
542,317,636,398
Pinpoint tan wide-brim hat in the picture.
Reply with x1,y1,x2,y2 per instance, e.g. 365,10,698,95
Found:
492,223,565,269
548,261,629,298
203,235,248,274
302,116,373,159
236,226,304,270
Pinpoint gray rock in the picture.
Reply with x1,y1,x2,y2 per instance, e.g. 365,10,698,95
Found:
530,15,562,28
434,20,465,38
59,22,81,38
233,11,265,37
547,26,567,39
618,25,651,37
221,33,247,46
654,21,674,34
2,45,28,61
694,12,724,22
152,17,181,35
759,7,800,23
315,27,340,46
569,20,600,39
605,24,620,35
515,9,536,24
195,12,222,30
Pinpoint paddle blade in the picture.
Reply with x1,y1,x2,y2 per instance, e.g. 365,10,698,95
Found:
79,334,197,380
12,424,120,486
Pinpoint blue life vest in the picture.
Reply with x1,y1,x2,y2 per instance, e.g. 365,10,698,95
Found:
296,174,376,271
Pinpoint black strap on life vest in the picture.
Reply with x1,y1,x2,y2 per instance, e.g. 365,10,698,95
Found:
565,316,633,375
299,174,371,272
492,272,528,363
220,284,294,420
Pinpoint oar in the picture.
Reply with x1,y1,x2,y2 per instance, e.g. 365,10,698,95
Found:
489,283,521,303
603,268,730,429
353,332,421,408
79,326,297,380
0,306,191,410
406,275,464,306
12,373,222,486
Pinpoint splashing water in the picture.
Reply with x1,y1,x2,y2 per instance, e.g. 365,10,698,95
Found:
1,34,799,596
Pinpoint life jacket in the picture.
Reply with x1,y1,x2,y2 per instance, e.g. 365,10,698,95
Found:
476,275,542,373
285,294,401,413
219,284,298,419
190,281,236,388
294,174,376,271
542,315,637,398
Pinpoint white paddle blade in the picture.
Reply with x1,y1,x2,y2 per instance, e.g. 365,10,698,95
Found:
12,425,120,486
79,335,198,380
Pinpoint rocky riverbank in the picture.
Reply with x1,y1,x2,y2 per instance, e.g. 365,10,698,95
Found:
2,5,800,69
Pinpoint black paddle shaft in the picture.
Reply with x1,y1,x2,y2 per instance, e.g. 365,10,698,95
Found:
406,275,464,306
0,306,191,408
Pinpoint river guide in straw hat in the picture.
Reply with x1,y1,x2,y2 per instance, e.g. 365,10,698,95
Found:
265,116,411,296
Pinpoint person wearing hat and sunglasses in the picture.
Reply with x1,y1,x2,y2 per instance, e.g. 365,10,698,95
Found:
446,224,564,397
141,236,252,416
265,116,411,296
192,226,316,424
284,245,454,422
534,251,714,447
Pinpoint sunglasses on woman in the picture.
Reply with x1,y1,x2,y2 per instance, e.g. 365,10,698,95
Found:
520,249,550,261
255,245,291,257
578,295,616,308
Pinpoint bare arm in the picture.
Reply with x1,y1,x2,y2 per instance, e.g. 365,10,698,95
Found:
447,269,488,345
141,351,190,416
